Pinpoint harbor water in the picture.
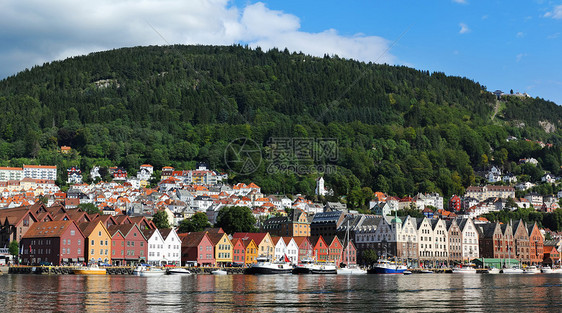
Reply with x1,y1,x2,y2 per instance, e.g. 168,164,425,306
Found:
1,273,561,312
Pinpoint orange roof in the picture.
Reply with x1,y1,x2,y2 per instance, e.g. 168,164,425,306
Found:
0,167,23,171
23,165,57,169
140,164,153,167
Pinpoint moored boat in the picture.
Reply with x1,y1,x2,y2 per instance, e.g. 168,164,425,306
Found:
367,260,407,274
523,265,540,274
452,264,477,274
293,258,337,274
73,264,107,275
486,268,500,274
211,269,228,275
133,265,165,277
246,257,292,274
167,268,192,275
501,267,524,274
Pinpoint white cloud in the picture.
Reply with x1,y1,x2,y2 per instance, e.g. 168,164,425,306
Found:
452,0,468,4
516,32,524,38
516,53,527,62
459,23,470,34
544,5,562,19
0,0,396,78
547,32,560,39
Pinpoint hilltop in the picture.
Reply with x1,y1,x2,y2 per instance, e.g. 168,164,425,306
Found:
0,45,561,202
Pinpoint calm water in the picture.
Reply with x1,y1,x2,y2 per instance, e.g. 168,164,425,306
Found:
1,273,562,312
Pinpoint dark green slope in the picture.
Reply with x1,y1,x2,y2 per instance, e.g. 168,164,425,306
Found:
0,45,561,205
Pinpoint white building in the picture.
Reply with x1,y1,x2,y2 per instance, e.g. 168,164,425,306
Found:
160,228,182,266
137,164,154,181
458,218,479,261
282,237,300,264
23,165,57,180
143,229,166,266
0,167,23,181
272,236,287,263
315,177,327,196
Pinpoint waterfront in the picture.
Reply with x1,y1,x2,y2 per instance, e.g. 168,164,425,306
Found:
1,274,562,312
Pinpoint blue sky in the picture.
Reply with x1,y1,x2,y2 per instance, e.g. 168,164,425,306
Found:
1,0,561,104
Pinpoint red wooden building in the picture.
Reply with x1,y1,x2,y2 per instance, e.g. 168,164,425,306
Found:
107,223,147,265
310,236,329,262
21,220,85,265
231,238,246,265
178,231,216,266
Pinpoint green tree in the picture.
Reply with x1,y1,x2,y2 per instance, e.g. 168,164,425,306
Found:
215,206,257,234
178,212,211,233
8,240,19,260
152,210,170,229
361,249,378,266
78,203,101,215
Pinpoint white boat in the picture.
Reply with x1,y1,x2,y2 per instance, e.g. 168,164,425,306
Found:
133,265,165,277
486,268,500,274
452,264,477,274
167,268,192,275
337,266,367,275
293,258,337,274
502,267,524,274
211,269,228,275
246,257,293,274
523,265,540,274
73,264,107,275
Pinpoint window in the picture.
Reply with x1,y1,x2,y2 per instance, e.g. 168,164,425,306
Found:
99,231,102,236
91,240,95,246
70,230,75,236
91,249,95,255
100,240,103,246
105,240,108,246
68,239,71,245
78,239,81,245
63,239,66,245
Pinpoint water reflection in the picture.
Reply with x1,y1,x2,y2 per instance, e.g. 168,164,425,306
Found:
2,273,562,312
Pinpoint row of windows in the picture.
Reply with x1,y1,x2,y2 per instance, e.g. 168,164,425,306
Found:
91,249,109,255
91,240,108,246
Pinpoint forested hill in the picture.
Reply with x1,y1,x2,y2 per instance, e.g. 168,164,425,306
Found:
0,44,561,203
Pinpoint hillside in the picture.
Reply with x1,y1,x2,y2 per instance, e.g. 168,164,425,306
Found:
0,45,561,203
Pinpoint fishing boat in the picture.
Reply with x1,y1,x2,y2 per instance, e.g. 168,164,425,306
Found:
452,264,477,274
523,265,540,274
167,267,192,275
133,265,165,277
246,256,292,274
73,264,106,275
368,259,407,274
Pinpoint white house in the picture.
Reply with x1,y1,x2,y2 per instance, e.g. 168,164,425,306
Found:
160,228,182,266
487,166,502,183
457,218,479,261
143,228,166,266
282,237,300,264
542,173,556,184
272,236,287,263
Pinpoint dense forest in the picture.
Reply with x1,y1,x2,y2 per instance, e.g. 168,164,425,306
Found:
1,45,562,203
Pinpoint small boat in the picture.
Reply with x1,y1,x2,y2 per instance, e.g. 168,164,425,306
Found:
368,259,407,274
246,256,292,274
337,265,367,275
486,268,500,274
419,269,434,274
211,269,228,275
133,265,165,277
167,268,192,275
502,267,524,274
523,265,540,274
73,264,107,275
452,264,477,274
403,270,412,275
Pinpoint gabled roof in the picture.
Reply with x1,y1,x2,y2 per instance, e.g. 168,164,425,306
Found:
207,232,229,245
107,223,145,239
178,231,210,248
78,220,108,238
232,232,269,245
23,220,83,239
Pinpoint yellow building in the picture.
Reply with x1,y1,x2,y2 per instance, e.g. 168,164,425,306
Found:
233,232,274,260
78,220,112,264
242,238,258,264
208,232,233,266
